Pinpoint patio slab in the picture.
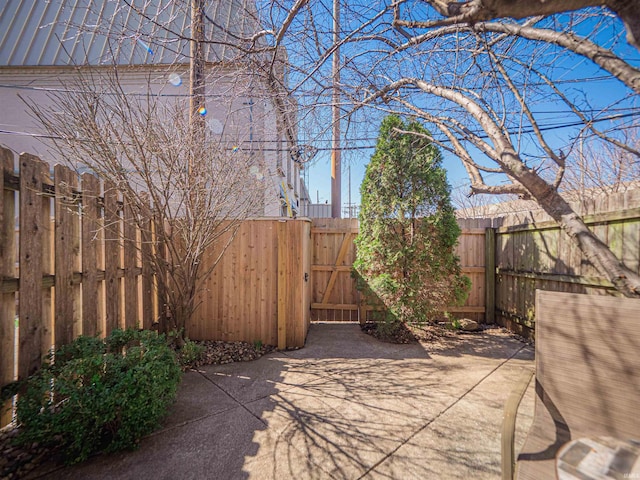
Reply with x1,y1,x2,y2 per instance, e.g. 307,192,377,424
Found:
31,324,534,480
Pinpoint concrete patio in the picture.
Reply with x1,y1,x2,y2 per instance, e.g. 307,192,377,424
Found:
33,324,535,480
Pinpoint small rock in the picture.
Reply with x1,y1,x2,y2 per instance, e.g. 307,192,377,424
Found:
458,318,480,332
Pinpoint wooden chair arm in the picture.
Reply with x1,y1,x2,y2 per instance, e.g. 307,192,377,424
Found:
502,369,534,480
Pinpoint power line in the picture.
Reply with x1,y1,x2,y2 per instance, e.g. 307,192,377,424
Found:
0,71,632,97
3,107,637,146
4,109,636,153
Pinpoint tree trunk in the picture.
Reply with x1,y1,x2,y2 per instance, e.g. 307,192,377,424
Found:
502,151,640,297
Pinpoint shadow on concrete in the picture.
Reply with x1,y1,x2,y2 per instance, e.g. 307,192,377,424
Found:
30,358,285,480
32,323,532,480
422,329,534,361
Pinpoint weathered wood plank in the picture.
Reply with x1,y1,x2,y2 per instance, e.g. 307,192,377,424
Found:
139,196,154,330
496,207,640,233
154,214,168,332
446,306,486,313
485,228,496,324
18,154,49,381
123,197,138,329
310,227,359,234
54,165,80,347
497,268,615,289
312,265,352,272
81,173,100,337
0,147,16,427
103,182,120,334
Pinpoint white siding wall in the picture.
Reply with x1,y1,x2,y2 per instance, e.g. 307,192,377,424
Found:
0,64,298,216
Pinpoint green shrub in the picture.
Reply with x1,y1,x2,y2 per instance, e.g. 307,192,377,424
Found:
15,329,182,464
176,338,205,369
354,115,470,327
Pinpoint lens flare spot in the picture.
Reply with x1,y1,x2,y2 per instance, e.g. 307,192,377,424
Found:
168,73,182,86
137,39,153,55
198,106,207,116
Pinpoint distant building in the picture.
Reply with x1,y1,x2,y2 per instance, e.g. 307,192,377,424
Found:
0,0,307,217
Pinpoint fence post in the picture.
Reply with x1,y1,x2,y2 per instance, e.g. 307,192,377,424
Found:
485,227,496,324
277,220,287,349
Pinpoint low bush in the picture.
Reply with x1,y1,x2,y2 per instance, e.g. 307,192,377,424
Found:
176,338,205,370
15,329,182,464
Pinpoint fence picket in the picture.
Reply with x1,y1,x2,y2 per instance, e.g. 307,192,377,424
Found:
0,147,16,427
103,182,120,334
81,172,100,337
54,165,80,347
18,153,49,381
123,197,138,328
140,196,154,330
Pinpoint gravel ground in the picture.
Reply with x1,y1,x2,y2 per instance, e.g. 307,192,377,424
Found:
0,340,276,479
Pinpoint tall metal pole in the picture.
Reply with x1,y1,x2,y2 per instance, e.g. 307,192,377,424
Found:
331,0,341,218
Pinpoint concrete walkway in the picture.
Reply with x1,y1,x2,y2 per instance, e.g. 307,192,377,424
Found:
35,324,535,480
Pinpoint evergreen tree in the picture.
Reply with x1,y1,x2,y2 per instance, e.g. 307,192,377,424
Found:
354,115,470,328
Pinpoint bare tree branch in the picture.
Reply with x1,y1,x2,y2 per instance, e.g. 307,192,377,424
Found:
398,0,640,51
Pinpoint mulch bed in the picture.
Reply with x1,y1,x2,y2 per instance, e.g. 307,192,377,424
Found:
186,340,276,369
360,321,460,344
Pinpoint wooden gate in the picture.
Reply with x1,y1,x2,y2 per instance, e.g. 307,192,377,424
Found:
309,217,490,323
310,218,360,321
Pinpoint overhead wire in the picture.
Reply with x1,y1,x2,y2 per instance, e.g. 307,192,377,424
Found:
2,109,638,152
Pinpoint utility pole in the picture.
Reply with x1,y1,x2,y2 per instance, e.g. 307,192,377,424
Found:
331,0,341,218
187,0,206,226
190,0,206,151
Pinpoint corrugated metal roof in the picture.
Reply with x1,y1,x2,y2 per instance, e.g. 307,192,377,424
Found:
0,0,262,66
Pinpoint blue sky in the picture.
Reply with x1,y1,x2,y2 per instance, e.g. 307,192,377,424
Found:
293,7,640,209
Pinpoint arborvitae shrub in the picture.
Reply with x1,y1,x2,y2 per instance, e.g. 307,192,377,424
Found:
354,115,470,329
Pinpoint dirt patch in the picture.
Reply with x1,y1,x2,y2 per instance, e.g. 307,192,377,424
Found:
360,321,462,344
360,321,419,343
361,321,530,353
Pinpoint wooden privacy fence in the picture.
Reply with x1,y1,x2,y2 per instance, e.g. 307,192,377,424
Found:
0,147,157,425
310,218,359,321
492,189,640,338
188,218,311,349
309,218,492,323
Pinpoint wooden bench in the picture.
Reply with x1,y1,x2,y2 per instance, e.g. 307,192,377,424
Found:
502,290,640,480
